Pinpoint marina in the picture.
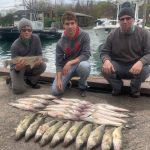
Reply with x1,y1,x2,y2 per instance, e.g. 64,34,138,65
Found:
0,27,62,41
93,0,149,43
0,0,150,150
0,29,101,75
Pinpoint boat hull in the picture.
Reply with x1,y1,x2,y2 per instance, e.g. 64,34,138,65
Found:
93,26,117,44
0,27,62,41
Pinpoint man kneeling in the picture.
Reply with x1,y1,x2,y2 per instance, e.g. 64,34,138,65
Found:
51,11,91,97
10,18,46,94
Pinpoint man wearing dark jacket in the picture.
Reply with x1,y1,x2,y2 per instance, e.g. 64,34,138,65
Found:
51,11,91,97
10,18,46,94
100,2,150,98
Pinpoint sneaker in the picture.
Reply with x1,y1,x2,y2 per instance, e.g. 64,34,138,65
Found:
5,77,12,89
130,91,140,98
25,79,41,89
66,80,72,89
6,77,11,85
31,84,41,89
80,89,86,97
112,89,122,96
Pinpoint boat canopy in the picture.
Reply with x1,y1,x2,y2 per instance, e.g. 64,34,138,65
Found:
14,20,44,31
111,0,144,5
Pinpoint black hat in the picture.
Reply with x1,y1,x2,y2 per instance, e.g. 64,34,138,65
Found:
118,1,135,19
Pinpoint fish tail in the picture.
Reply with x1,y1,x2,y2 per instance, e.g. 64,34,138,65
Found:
39,140,46,147
50,140,58,148
76,144,82,150
63,141,69,147
25,134,31,142
34,136,40,142
42,58,48,62
3,60,9,68
87,146,92,150
15,134,24,141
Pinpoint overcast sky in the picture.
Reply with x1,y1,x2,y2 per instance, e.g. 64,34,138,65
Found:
0,0,76,9
0,0,102,9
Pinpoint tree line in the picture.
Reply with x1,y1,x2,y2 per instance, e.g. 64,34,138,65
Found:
0,0,150,27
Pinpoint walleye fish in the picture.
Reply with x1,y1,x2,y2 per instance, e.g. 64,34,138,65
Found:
52,100,83,109
8,102,37,112
87,125,105,150
95,109,129,118
76,123,93,150
112,126,124,150
4,56,48,68
95,105,120,114
43,107,81,119
101,128,114,150
16,98,49,105
61,98,92,105
82,107,129,119
64,121,85,146
34,120,57,142
15,101,46,109
25,115,45,141
45,104,70,109
97,104,129,112
39,110,79,120
29,94,56,100
52,99,82,107
15,113,37,141
93,112,127,123
50,121,72,147
45,104,82,112
84,115,123,127
39,121,64,147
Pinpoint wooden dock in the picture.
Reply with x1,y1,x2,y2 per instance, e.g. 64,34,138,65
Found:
0,67,150,95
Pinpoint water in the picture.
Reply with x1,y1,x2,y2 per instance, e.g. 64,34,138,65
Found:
0,29,102,75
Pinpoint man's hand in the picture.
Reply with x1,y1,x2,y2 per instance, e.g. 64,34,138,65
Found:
34,57,43,66
15,58,27,71
129,61,143,75
102,59,115,75
56,78,63,91
63,61,72,76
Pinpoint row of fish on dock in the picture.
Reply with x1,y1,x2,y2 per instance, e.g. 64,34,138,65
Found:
15,113,124,150
8,94,131,127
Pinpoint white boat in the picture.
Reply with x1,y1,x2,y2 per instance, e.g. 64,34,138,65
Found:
93,0,145,44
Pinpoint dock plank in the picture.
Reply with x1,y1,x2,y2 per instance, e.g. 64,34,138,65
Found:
0,67,149,95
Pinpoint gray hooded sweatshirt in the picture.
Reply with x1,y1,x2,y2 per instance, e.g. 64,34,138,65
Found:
55,27,91,72
100,26,150,65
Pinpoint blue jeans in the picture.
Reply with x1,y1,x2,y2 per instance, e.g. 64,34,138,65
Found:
102,60,150,93
51,61,91,96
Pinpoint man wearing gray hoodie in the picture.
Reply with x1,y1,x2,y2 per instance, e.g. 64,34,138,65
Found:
10,18,46,94
51,11,91,97
100,2,150,98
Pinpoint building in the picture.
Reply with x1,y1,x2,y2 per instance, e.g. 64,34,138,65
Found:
73,12,93,27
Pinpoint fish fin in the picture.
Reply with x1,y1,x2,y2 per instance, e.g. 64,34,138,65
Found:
3,60,9,68
30,64,35,69
124,121,136,129
42,58,48,62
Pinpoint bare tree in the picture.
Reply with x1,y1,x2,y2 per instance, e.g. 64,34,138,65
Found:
23,0,52,11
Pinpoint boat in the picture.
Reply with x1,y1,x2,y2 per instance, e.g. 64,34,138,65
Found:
0,26,62,41
93,0,145,44
0,11,61,41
